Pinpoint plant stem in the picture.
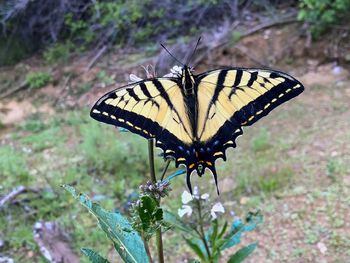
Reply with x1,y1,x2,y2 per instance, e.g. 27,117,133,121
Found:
156,228,164,263
148,139,157,183
141,232,153,263
148,139,165,263
197,200,212,261
160,159,171,181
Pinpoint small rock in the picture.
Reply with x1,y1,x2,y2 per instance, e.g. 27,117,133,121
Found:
220,177,235,193
332,66,344,75
345,53,350,62
0,256,14,263
240,196,249,205
331,151,338,157
343,176,350,186
317,242,327,254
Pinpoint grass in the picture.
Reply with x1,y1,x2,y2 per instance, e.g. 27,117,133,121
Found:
251,128,271,152
0,109,160,262
0,146,31,187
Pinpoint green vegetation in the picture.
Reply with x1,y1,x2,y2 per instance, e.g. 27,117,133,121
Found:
79,121,151,176
0,0,243,64
234,166,293,197
21,127,65,152
298,0,350,37
251,128,271,152
25,71,52,89
43,41,75,64
0,37,33,66
0,110,156,262
96,71,114,86
0,146,30,185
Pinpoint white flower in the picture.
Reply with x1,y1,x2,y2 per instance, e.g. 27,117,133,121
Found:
181,190,193,204
178,205,193,217
201,193,209,200
163,65,182,77
193,186,200,199
210,202,225,220
128,74,143,83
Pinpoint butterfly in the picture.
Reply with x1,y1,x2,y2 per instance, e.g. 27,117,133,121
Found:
90,64,304,194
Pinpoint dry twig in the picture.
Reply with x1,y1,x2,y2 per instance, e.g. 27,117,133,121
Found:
33,221,80,263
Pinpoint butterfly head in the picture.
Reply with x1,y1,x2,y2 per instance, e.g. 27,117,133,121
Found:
181,65,195,96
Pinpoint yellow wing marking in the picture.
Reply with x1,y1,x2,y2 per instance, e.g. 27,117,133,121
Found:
98,79,193,144
197,69,289,142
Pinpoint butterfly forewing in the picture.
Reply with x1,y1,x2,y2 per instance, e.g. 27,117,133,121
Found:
90,79,194,153
196,68,304,160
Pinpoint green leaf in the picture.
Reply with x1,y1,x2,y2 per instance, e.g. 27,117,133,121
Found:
163,210,198,237
227,243,257,263
137,195,163,231
217,221,228,239
220,212,262,250
209,219,218,247
184,238,207,261
81,248,110,263
63,185,149,263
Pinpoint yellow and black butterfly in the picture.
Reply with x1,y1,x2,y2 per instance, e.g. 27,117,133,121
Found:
91,61,304,194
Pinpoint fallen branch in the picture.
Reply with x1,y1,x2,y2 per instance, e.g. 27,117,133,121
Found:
33,221,80,263
0,185,40,209
85,45,108,72
0,81,28,100
0,185,26,208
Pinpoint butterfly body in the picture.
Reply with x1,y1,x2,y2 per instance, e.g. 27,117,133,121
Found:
91,65,304,193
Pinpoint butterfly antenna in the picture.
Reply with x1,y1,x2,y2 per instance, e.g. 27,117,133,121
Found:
186,36,201,66
160,43,184,66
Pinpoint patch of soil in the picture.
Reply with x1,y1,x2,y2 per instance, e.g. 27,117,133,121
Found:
0,100,54,128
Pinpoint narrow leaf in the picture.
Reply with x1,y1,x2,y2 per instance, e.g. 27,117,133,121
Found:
228,243,257,263
209,219,218,247
63,185,149,263
163,210,198,238
217,221,228,239
81,248,110,263
221,212,262,250
184,238,207,261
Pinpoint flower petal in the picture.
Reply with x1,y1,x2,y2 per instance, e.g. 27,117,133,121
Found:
201,193,209,200
129,74,143,83
181,190,193,204
193,186,200,199
211,202,225,213
178,205,193,217
211,210,217,220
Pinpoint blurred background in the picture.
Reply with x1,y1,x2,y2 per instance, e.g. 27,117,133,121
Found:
0,0,350,262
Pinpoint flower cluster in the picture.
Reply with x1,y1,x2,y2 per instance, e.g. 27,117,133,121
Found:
178,186,225,220
139,180,172,199
129,65,182,84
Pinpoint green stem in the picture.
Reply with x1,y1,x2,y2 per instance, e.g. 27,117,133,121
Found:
141,232,153,263
197,200,212,261
160,159,171,181
148,139,156,183
148,139,165,263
